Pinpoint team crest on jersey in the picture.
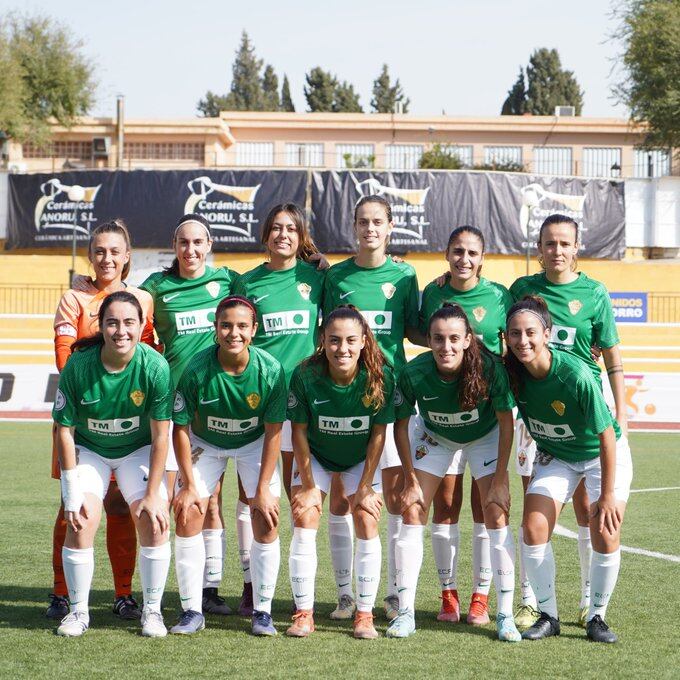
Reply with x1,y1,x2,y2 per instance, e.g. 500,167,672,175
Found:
517,449,527,468
394,388,403,407
415,444,428,460
362,394,373,408
54,388,66,411
246,392,261,410
173,392,185,412
551,400,566,416
297,282,312,300
381,283,396,299
472,306,486,322
568,299,583,315
206,281,221,299
287,392,298,409
130,390,145,407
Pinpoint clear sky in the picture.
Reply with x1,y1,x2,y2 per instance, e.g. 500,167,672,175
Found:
3,0,627,120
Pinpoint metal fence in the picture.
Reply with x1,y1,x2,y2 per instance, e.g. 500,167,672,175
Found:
0,284,68,315
649,293,680,323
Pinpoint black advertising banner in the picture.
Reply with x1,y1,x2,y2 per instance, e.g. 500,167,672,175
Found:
6,169,308,251
310,171,626,259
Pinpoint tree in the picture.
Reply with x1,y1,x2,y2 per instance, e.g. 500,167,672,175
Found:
370,64,410,113
304,67,337,111
333,81,363,113
261,63,279,111
501,67,527,115
418,144,466,170
280,74,295,112
222,31,264,111
196,91,230,117
613,0,680,150
525,48,583,115
0,13,96,143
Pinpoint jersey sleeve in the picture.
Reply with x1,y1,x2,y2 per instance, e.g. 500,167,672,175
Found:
52,360,78,427
264,364,287,424
287,366,310,424
417,283,435,335
230,274,247,298
404,268,420,329
172,364,198,426
575,370,614,435
395,368,417,420
149,357,173,421
487,356,516,412
374,370,396,424
592,285,620,349
508,278,525,303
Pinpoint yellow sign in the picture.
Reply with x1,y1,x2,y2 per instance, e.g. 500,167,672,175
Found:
130,390,145,407
246,392,261,410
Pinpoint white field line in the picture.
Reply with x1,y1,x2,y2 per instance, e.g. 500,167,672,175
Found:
629,486,680,494
554,523,680,563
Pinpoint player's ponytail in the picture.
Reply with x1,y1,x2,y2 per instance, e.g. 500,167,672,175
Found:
308,305,386,411
72,291,144,354
504,295,552,396
428,303,488,410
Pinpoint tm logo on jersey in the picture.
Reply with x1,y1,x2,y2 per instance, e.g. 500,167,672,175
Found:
359,310,393,333
319,415,369,434
528,418,575,440
262,310,309,334
427,409,480,427
87,416,140,435
208,416,259,434
550,325,576,347
175,308,215,334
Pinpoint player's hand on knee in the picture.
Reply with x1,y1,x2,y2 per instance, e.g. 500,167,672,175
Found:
251,487,280,530
399,479,425,515
292,486,322,521
173,486,203,527
591,492,621,536
137,492,169,535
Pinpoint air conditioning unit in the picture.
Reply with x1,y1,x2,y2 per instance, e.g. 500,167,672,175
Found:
555,106,576,117
8,162,27,174
92,137,111,157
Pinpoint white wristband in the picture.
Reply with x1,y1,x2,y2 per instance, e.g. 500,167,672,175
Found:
60,468,84,513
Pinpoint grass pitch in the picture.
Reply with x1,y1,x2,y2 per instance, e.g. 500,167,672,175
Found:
0,423,678,679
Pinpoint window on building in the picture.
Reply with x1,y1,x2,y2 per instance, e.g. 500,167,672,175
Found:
22,141,93,159
483,146,523,167
336,144,375,169
582,147,622,178
446,145,473,167
235,142,274,166
123,142,204,161
633,149,671,178
385,144,424,170
285,143,324,167
533,147,573,176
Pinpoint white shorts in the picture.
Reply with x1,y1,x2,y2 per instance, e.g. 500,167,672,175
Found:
380,422,401,470
514,415,537,476
178,433,281,500
411,418,500,480
291,456,382,496
281,420,292,453
75,445,168,505
527,436,633,505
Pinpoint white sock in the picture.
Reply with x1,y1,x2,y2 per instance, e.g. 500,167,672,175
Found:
522,541,558,618
139,542,171,613
386,513,402,597
62,546,94,614
289,527,317,611
237,500,253,585
473,522,491,596
202,528,223,589
175,534,205,612
431,522,459,591
251,538,280,615
329,513,354,598
396,524,424,612
488,526,516,616
587,549,621,622
578,525,593,608
355,536,382,612
519,527,537,607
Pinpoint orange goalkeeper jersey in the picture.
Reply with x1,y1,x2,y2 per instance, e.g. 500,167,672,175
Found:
53,281,155,371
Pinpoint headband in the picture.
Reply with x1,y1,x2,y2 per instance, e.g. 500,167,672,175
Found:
174,216,212,239
220,295,258,317
506,308,548,329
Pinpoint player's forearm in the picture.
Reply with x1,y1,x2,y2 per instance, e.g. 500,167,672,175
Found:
57,426,77,470
394,418,416,482
173,425,196,489
148,420,169,494
602,346,627,424
258,423,282,491
359,424,387,487
292,424,315,489
493,410,514,479
598,426,617,496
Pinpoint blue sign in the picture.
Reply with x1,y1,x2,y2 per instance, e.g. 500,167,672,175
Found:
610,292,647,322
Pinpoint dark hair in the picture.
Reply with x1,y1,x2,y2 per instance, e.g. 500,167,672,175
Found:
503,295,553,396
89,219,132,280
260,203,319,262
353,195,393,223
537,214,579,272
427,303,488,410
306,304,386,411
445,225,485,279
164,213,213,277
214,295,257,326
72,291,144,353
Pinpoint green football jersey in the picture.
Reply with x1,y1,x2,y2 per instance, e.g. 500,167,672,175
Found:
510,272,619,380
173,345,287,449
419,277,512,355
515,348,621,462
52,343,173,459
287,363,395,472
323,257,419,375
140,266,236,386
232,260,325,386
396,350,515,444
